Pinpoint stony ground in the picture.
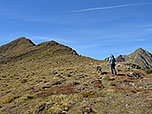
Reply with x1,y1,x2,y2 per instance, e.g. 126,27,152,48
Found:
0,53,152,114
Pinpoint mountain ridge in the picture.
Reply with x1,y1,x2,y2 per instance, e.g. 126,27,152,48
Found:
116,48,152,69
0,38,152,69
0,37,78,64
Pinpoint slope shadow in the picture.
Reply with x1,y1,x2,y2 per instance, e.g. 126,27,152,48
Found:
101,72,108,75
117,74,126,76
116,74,143,79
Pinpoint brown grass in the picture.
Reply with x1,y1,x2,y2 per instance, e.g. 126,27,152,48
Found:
36,84,77,98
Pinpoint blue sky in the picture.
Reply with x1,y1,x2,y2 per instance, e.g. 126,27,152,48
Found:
0,0,152,59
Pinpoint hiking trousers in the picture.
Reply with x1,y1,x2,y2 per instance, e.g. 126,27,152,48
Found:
111,64,117,75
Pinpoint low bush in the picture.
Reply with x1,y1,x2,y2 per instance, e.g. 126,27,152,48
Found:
143,69,152,74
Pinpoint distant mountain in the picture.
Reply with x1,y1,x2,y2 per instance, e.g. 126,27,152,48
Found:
116,48,152,69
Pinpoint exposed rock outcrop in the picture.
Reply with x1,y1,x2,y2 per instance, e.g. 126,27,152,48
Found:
117,48,152,69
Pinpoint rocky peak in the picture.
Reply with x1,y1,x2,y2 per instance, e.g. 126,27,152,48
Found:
117,48,152,69
130,48,150,56
129,48,152,60
116,55,127,62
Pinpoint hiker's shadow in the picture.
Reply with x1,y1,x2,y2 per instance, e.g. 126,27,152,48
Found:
117,74,126,76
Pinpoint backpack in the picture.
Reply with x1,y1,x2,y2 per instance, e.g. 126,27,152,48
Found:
111,56,116,64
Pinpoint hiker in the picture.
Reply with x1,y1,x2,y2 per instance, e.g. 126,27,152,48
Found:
109,54,117,76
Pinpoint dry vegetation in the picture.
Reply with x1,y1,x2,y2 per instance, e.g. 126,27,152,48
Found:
0,38,152,114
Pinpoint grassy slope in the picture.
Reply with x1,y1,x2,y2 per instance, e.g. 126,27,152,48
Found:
0,41,152,114
0,37,35,58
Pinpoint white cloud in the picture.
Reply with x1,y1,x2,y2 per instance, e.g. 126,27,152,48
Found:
70,2,152,13
137,24,152,31
143,28,152,31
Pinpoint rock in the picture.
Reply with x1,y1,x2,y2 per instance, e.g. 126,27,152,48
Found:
123,80,128,82
25,96,34,100
129,72,143,79
62,111,68,114
37,104,46,113
67,74,73,77
42,86,51,89
82,108,93,114
21,78,28,83
43,80,47,83
111,83,117,86
86,108,93,113
83,112,88,114
11,105,16,109
126,94,129,96
131,90,137,93
129,111,134,114
52,81,62,85
53,71,58,75
117,64,121,67
104,57,109,61
70,82,80,85
1,75,6,78
109,78,115,81
116,48,152,69
80,86,86,90
6,90,12,94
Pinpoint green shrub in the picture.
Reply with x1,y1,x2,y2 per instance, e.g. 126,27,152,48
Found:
143,69,152,74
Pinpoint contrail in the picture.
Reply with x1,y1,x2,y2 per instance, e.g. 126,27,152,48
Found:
70,2,152,12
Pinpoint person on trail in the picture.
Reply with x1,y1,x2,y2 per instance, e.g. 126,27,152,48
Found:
109,54,117,76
